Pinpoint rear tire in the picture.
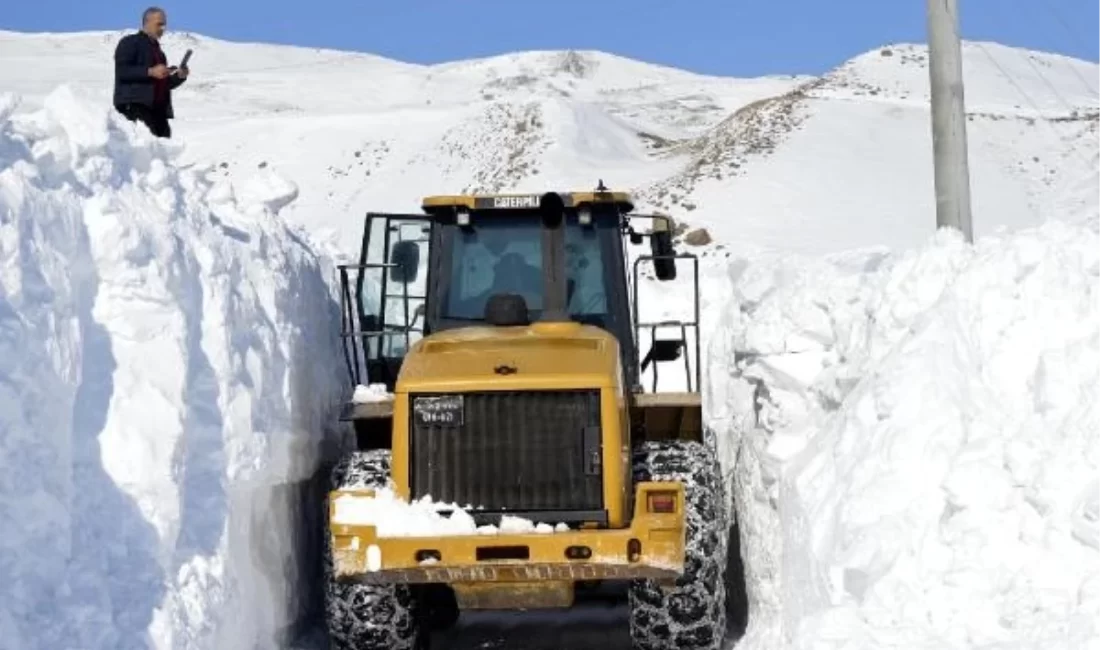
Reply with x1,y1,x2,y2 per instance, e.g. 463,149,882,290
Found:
628,440,733,650
323,450,424,650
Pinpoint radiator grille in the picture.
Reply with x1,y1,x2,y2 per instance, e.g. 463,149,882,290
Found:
408,389,604,515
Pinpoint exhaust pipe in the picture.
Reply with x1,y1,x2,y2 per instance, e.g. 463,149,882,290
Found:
538,192,569,322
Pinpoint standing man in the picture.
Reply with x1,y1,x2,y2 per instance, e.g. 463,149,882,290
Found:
113,7,189,138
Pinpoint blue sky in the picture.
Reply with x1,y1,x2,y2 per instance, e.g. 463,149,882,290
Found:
4,0,1097,76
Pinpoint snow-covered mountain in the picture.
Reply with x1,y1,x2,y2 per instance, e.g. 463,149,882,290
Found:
1,30,1095,258
0,28,1097,650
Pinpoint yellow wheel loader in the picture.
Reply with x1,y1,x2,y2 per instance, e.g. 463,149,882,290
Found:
323,184,745,649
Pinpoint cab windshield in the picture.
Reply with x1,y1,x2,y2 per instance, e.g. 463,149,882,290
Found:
440,210,614,325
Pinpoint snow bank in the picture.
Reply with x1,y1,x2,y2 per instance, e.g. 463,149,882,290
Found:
0,86,346,650
708,214,1099,649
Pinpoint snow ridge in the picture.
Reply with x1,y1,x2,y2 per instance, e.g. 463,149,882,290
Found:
0,86,345,650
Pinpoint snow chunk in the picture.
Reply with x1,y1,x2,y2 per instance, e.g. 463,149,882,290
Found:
351,383,392,403
710,215,1100,649
365,544,382,572
0,87,345,650
498,514,549,534
235,168,300,216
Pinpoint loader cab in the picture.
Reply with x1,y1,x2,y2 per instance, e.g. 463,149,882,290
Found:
429,198,633,334
337,188,699,410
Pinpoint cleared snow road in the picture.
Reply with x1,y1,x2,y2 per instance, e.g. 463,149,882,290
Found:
427,604,632,649
296,597,634,649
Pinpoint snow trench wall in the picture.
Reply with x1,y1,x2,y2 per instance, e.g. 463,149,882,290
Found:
705,209,1099,650
0,87,347,650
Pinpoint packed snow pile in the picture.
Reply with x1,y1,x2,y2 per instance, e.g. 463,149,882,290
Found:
709,212,1099,649
331,489,481,537
0,86,346,650
331,488,570,539
351,383,392,404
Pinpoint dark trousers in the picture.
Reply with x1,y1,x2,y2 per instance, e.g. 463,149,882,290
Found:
116,103,171,138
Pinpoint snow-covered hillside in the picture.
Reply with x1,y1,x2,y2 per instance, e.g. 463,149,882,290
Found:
0,27,1097,650
0,29,801,257
1,30,1094,259
0,87,346,650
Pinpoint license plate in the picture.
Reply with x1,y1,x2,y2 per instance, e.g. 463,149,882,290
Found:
413,395,464,427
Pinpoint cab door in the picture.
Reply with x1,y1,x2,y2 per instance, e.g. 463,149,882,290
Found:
339,213,433,391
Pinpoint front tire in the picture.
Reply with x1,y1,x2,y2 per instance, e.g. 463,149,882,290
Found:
628,440,733,650
322,450,424,650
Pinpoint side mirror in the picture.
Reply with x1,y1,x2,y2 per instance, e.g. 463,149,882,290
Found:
389,240,421,283
640,339,683,371
650,217,677,281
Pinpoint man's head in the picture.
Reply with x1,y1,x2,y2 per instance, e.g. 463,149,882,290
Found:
142,6,166,40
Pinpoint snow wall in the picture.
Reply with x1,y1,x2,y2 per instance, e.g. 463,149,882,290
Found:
0,87,348,650
707,204,1099,649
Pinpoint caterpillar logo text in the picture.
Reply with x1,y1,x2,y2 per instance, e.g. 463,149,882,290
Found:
492,195,540,208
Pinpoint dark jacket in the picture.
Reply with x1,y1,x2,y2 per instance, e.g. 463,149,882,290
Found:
113,31,186,118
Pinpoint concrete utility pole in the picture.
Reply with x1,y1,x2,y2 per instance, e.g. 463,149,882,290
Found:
927,0,974,243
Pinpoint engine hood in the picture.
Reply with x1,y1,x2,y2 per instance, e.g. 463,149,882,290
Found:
396,321,621,393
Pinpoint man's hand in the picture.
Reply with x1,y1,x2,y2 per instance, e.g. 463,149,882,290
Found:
148,64,169,79
175,66,189,80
